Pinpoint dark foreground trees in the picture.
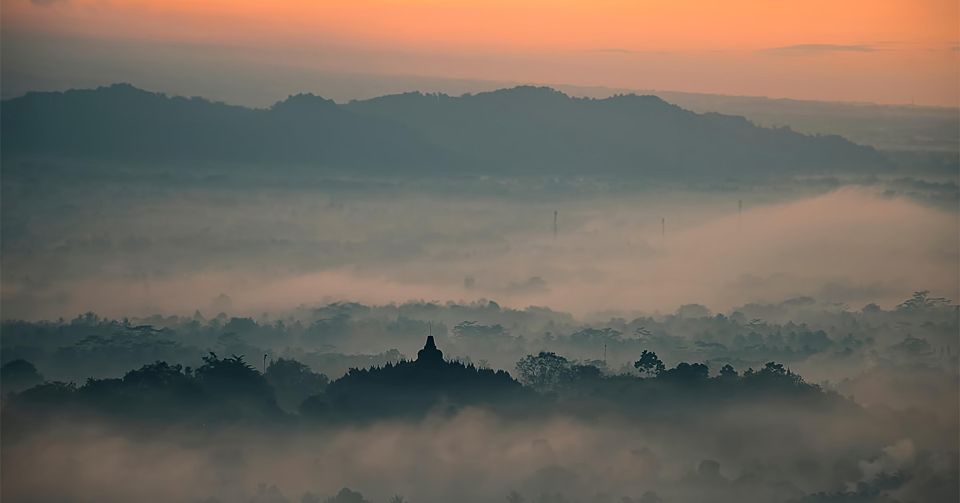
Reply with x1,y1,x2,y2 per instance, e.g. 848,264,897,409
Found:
4,353,286,426
3,336,838,429
0,359,44,394
266,358,330,412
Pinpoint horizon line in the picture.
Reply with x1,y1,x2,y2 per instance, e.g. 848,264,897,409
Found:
4,79,957,112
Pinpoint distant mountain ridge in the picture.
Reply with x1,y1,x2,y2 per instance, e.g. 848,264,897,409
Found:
1,83,447,171
1,83,888,177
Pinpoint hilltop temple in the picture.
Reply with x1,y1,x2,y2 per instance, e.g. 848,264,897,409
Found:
307,332,526,419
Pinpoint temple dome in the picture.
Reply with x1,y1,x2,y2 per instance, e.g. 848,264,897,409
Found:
416,335,444,364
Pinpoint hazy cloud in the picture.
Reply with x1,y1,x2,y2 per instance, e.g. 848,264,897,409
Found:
764,43,878,54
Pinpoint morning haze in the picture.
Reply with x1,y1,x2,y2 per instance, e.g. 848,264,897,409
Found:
1,2,957,502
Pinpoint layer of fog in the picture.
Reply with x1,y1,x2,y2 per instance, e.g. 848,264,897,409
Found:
4,399,956,503
3,179,955,321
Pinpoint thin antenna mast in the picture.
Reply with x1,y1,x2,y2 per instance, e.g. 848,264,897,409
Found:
553,210,558,239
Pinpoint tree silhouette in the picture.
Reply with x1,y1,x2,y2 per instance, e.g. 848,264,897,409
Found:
659,362,709,382
324,488,369,503
515,352,572,392
194,352,281,420
1,359,44,394
265,358,329,412
719,364,738,379
897,290,950,311
634,350,665,377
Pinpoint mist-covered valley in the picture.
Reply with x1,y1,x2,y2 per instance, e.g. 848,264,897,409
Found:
1,84,958,503
3,172,957,502
2,292,957,503
2,156,956,321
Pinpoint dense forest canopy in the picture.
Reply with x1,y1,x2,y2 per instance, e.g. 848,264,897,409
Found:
3,292,953,385
0,292,958,503
2,293,956,501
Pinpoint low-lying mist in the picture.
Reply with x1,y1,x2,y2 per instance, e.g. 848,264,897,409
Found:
4,385,956,503
2,170,956,320
2,291,957,502
1,164,957,503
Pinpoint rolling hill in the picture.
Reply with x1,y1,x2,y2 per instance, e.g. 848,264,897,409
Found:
1,84,889,177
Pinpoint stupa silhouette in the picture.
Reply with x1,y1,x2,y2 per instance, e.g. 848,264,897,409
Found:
308,330,527,420
416,335,444,365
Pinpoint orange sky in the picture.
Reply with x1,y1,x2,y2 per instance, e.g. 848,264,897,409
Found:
2,0,958,105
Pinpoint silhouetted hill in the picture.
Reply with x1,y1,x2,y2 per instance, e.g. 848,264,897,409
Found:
2,84,889,177
301,336,529,421
346,86,888,176
1,84,446,170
